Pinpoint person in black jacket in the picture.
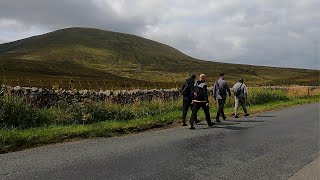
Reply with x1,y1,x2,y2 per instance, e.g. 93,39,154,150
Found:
180,74,196,126
189,74,215,130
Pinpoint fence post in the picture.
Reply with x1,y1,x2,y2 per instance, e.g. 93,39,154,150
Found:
28,78,32,87
59,80,63,89
87,81,91,90
95,81,99,90
16,77,19,86
124,81,127,90
78,80,82,90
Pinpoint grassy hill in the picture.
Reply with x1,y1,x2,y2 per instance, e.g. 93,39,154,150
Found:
0,27,318,89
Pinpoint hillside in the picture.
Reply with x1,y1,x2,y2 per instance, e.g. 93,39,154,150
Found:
0,27,318,89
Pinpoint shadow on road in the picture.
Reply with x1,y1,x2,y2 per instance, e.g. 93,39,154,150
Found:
254,115,277,118
196,122,241,126
230,120,265,123
215,126,251,131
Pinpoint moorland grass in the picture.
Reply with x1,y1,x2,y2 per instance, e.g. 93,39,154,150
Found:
1,27,319,87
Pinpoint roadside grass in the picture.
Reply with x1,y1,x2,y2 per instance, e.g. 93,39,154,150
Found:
0,95,319,154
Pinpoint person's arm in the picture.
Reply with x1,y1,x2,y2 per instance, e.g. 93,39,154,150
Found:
190,83,195,100
213,82,217,100
243,84,248,98
179,81,186,93
204,84,209,102
225,82,231,96
232,84,236,92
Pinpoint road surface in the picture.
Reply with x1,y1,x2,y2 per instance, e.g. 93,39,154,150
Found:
1,103,319,180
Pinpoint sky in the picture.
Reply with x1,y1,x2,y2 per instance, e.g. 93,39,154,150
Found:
0,0,319,69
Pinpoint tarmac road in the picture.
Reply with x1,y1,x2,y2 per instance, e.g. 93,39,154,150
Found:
1,103,319,180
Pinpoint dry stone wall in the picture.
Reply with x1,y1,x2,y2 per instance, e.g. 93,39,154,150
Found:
0,86,185,107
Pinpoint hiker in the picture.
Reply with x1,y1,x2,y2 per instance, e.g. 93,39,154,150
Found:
232,78,249,118
180,74,197,126
213,73,231,122
189,74,215,130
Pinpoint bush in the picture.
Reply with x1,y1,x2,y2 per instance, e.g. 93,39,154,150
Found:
39,107,75,125
249,89,290,104
0,96,47,129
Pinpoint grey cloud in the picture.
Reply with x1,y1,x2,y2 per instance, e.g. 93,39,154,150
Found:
0,0,319,69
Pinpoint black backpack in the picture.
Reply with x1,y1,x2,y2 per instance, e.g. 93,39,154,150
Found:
234,84,243,97
216,81,226,97
194,82,205,100
180,81,189,96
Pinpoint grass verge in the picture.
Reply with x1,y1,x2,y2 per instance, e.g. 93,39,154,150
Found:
0,97,319,154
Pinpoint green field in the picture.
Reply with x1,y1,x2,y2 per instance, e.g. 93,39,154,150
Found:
0,27,319,89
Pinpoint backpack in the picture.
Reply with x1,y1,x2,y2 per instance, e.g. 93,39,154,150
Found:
180,82,189,96
194,82,204,100
234,83,243,97
216,81,226,97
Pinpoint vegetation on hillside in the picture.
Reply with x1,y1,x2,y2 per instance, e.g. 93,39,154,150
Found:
0,27,319,88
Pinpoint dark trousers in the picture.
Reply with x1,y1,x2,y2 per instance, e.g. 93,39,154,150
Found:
190,102,212,126
216,99,226,120
182,99,193,123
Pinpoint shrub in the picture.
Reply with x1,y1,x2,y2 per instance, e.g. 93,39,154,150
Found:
249,88,290,104
0,96,46,129
38,107,75,125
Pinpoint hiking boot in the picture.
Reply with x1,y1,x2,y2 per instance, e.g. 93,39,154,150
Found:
245,114,250,117
208,122,215,127
189,126,195,130
195,119,202,124
182,123,188,127
216,119,222,123
235,115,239,118
222,116,227,121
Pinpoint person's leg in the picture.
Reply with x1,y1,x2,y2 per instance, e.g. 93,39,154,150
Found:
182,100,189,125
220,99,226,120
240,99,248,115
234,98,240,118
190,103,200,128
189,100,193,111
190,101,201,123
202,104,213,126
216,100,222,120
216,100,225,121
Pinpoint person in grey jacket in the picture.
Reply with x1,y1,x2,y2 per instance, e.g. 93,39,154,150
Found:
232,78,249,118
213,73,231,122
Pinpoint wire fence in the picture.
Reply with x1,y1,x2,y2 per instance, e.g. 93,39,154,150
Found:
1,76,180,91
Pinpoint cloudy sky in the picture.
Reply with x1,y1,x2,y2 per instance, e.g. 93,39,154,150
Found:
0,0,319,69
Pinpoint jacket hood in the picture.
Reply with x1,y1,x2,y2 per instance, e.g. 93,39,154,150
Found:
186,78,195,84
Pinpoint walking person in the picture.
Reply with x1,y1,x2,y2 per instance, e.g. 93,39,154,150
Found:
213,73,231,122
232,78,250,118
180,74,196,126
189,74,215,130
